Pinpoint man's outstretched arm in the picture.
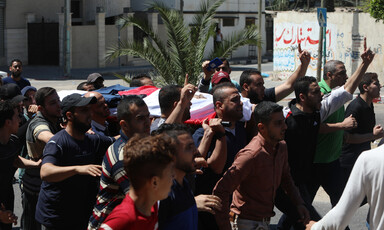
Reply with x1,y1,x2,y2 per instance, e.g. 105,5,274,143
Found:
275,43,311,102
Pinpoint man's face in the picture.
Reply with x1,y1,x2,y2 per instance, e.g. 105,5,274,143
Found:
141,78,154,86
93,78,104,89
215,61,231,74
220,87,243,121
125,104,151,136
175,133,198,174
9,61,22,78
23,90,36,109
330,64,348,87
367,78,381,99
264,111,287,143
72,105,92,133
246,74,265,104
91,94,110,119
303,82,322,111
10,108,21,134
41,93,62,119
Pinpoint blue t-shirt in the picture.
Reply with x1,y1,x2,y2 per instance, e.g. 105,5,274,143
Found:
35,130,114,229
2,76,31,90
158,178,198,230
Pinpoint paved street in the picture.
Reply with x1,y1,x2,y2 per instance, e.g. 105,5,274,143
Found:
10,62,379,229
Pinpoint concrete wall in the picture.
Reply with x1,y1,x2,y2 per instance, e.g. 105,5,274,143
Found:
71,25,97,68
105,25,129,67
5,1,62,28
5,29,27,64
82,0,130,22
274,11,384,82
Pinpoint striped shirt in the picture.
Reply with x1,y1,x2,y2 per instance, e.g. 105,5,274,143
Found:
88,130,130,230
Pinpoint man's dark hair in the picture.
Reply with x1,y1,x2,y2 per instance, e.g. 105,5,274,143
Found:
239,69,262,90
123,134,175,190
36,87,57,106
323,60,344,80
0,100,16,128
130,74,152,87
117,95,147,122
254,101,283,125
358,72,378,94
10,59,22,66
212,82,236,104
152,123,193,140
159,85,182,115
294,76,317,103
77,82,87,90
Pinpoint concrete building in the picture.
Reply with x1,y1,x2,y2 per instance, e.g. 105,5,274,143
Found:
0,0,269,69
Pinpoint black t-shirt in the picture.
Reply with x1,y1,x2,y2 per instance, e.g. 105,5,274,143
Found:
264,87,276,102
340,96,376,168
35,130,114,229
0,135,22,212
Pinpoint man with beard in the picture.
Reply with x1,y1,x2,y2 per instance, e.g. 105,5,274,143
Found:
84,92,111,137
340,72,383,188
150,83,196,132
35,94,114,229
213,101,309,230
277,44,375,229
193,82,246,230
2,59,31,90
22,87,62,230
88,95,151,230
239,44,310,105
155,124,222,230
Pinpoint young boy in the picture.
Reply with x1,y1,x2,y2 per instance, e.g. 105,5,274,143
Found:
99,134,175,230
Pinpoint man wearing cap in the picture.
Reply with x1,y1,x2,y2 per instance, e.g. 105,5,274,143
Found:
3,59,31,90
35,94,114,229
84,92,111,137
198,58,242,93
87,73,105,90
21,86,38,120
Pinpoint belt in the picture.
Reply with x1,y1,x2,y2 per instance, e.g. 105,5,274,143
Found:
229,211,270,223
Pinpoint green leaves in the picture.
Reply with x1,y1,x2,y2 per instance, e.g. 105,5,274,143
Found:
367,0,384,22
107,0,261,86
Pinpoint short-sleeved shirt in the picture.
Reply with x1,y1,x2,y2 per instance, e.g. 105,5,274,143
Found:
340,95,376,168
2,76,31,90
0,135,21,212
100,194,158,230
314,80,345,163
35,130,114,229
23,112,62,193
264,87,276,102
158,178,198,230
88,130,130,230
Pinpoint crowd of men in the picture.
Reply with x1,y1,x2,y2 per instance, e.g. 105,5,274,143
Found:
0,38,383,230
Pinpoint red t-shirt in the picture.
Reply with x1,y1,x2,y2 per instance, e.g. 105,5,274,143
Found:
99,194,158,230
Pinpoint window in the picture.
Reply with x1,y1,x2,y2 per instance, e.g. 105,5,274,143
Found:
223,18,235,27
246,17,256,27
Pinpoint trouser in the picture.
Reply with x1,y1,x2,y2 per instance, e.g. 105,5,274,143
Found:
21,183,41,230
310,160,344,207
275,183,321,230
231,214,270,230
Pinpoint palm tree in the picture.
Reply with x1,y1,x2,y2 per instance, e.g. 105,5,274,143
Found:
107,0,261,86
